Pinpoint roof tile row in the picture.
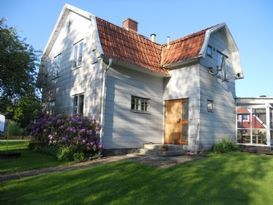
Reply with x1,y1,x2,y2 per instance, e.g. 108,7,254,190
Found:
96,17,210,75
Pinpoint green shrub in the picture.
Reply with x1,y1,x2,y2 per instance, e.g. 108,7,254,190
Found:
56,146,75,162
5,120,24,137
213,138,239,153
73,152,85,161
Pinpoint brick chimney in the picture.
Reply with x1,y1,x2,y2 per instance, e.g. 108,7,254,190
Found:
122,18,138,32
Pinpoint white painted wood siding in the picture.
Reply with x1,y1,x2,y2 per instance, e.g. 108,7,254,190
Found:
103,66,164,149
42,11,103,119
163,65,201,151
198,29,236,150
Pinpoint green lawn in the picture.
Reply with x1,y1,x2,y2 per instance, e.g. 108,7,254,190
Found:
1,152,273,205
0,140,64,174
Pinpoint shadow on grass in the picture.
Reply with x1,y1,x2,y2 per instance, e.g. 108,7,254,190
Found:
1,152,273,205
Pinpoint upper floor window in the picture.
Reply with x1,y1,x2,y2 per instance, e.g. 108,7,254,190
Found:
131,96,150,113
47,100,55,115
73,94,84,115
49,53,62,79
73,40,84,68
206,45,213,57
216,51,225,68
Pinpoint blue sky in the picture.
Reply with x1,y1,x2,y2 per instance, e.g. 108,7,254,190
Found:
1,0,273,97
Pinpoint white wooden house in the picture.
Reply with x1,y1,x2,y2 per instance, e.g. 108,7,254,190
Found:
39,4,244,152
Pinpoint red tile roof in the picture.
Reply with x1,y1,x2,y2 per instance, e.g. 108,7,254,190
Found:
161,29,207,66
96,17,211,75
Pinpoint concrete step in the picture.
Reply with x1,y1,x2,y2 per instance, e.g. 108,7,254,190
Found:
140,143,188,157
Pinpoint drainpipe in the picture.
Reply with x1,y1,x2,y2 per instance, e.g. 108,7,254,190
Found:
99,58,112,144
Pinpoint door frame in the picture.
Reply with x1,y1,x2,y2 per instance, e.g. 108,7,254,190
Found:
164,98,189,145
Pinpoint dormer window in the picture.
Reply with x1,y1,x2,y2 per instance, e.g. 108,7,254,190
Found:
206,45,213,57
73,40,84,68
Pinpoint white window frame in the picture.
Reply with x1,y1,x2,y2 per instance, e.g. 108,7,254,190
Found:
73,40,84,68
73,94,84,115
51,53,61,78
207,99,214,112
131,96,150,113
237,105,271,146
47,100,55,115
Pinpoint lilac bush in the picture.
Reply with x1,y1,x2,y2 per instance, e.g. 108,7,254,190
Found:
28,114,102,160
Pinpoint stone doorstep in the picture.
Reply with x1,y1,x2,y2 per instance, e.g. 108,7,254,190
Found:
140,143,189,157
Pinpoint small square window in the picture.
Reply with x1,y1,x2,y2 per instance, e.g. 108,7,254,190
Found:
207,100,214,112
206,45,213,57
131,96,150,113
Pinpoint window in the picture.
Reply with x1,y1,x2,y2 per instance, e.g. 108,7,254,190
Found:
52,53,61,77
242,114,250,121
131,96,150,113
47,100,55,115
207,100,214,112
216,51,224,68
73,40,84,67
73,94,84,115
206,45,213,57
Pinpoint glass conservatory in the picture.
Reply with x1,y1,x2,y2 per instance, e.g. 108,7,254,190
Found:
236,97,273,147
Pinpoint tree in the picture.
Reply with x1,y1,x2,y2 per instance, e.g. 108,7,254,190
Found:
0,19,41,128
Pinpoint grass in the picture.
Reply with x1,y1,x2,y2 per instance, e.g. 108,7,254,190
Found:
1,152,273,205
0,140,65,174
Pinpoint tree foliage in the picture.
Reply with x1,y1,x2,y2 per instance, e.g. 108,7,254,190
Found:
0,19,41,128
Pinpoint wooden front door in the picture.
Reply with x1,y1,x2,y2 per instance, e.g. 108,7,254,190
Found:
164,99,189,145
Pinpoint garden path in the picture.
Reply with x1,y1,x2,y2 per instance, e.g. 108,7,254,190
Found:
0,154,203,183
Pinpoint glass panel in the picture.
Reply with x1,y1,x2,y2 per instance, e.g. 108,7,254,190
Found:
73,96,78,114
131,97,135,110
216,51,224,68
237,129,251,143
206,45,212,57
73,44,78,67
252,129,267,145
237,114,251,128
252,108,266,129
79,95,84,115
141,101,145,111
270,109,273,129
78,42,83,66
207,100,213,112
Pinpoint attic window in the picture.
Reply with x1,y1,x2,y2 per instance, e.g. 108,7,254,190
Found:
73,40,84,68
206,45,213,57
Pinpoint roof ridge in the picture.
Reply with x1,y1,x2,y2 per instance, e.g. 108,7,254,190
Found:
162,25,216,47
95,17,162,47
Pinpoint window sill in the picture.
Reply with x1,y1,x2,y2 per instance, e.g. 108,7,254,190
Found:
130,110,151,115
